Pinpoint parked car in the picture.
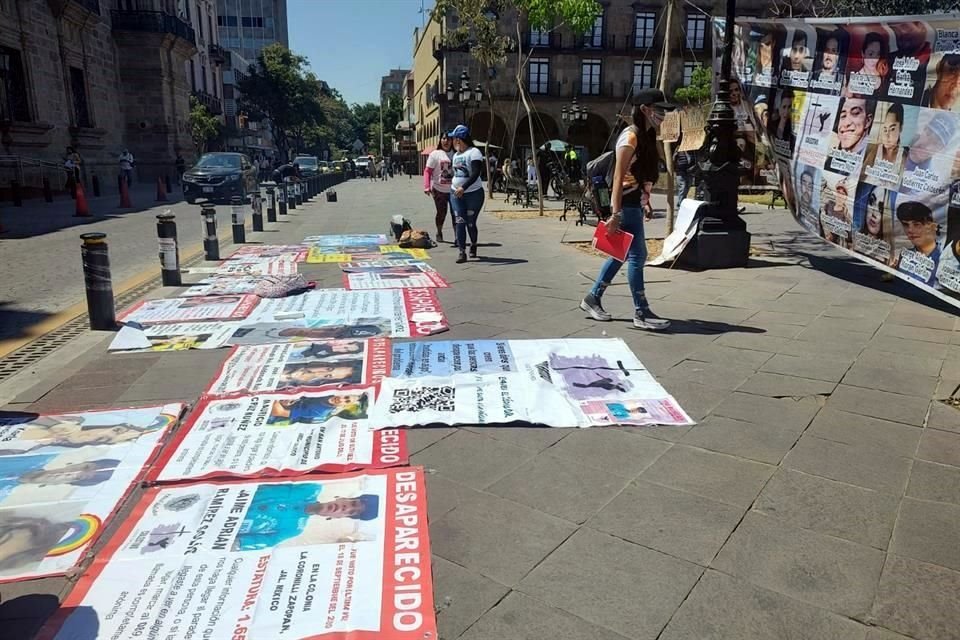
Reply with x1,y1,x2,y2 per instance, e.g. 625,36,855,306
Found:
182,152,258,204
317,160,331,173
353,156,370,176
294,155,320,177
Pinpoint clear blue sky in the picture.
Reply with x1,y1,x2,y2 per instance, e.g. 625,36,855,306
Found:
289,0,433,106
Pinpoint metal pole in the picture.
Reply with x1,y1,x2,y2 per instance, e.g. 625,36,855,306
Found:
251,190,264,231
202,203,220,260
295,180,303,206
266,184,277,221
156,211,181,286
80,232,116,331
231,195,246,243
42,178,53,203
287,179,296,210
92,173,101,197
279,182,288,215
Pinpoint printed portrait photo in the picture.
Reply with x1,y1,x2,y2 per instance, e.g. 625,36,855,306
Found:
885,21,933,104
844,24,894,98
861,101,906,189
811,28,848,94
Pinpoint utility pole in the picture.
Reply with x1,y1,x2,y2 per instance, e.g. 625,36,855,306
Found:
379,96,384,157
659,0,677,234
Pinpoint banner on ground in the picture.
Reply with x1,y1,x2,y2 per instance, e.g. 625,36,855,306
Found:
216,258,299,277
377,338,692,428
183,276,264,297
109,322,238,351
229,245,308,260
206,339,391,395
148,388,407,482
722,16,960,307
307,246,430,263
0,403,182,582
245,289,448,338
343,268,448,290
304,234,390,246
37,468,436,640
118,295,259,325
340,260,429,271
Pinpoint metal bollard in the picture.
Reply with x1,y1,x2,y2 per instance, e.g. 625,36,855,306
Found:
252,190,264,231
12,180,22,207
265,185,277,222
80,233,117,331
279,183,288,216
156,211,181,286
201,203,220,260
165,174,172,194
304,177,312,200
42,178,53,203
295,181,303,206
231,195,246,243
92,173,101,197
287,180,296,210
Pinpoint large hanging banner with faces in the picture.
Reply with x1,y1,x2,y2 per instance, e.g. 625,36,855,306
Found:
722,16,960,307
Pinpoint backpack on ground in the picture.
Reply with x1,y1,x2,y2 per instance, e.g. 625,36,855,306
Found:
389,215,412,241
398,229,435,249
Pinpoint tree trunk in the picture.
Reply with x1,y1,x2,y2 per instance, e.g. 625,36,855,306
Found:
516,22,545,217
660,0,677,235
485,83,495,198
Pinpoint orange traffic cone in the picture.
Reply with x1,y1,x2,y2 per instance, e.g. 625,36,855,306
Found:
155,176,167,202
119,178,132,208
74,182,91,217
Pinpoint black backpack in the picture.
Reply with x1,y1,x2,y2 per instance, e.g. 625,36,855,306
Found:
586,125,638,189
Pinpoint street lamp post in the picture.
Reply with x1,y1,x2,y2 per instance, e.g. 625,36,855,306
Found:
443,70,483,129
687,0,750,268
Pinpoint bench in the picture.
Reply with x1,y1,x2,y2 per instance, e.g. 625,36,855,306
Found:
504,177,535,208
560,182,594,225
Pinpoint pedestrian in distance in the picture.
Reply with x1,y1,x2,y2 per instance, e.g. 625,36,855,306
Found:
64,146,81,195
580,88,673,331
175,153,186,185
423,131,456,244
448,124,486,264
119,148,135,187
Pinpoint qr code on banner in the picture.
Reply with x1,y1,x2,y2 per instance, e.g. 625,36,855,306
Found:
390,386,455,413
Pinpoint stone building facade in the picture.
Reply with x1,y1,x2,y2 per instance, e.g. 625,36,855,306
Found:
413,0,768,168
0,0,202,192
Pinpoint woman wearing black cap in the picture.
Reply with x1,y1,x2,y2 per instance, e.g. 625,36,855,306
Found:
580,88,671,331
448,124,486,263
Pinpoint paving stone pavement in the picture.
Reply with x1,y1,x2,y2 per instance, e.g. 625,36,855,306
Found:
1,178,959,639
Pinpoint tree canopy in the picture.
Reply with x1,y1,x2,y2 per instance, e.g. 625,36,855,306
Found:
188,97,221,154
673,65,712,105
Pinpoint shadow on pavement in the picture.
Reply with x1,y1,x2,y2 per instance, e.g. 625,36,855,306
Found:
472,256,528,265
0,303,54,343
0,594,63,640
611,317,767,335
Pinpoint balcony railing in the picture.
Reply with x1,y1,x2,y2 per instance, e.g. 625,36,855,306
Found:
111,10,196,45
208,43,229,64
192,90,222,115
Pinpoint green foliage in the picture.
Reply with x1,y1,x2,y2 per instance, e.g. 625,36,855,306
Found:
673,64,712,105
237,44,324,159
188,96,221,154
771,0,937,16
517,0,601,34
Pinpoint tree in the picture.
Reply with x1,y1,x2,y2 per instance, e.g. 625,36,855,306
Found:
432,0,601,215
673,64,712,105
189,96,221,154
768,0,937,16
237,44,324,161
350,102,380,152
313,89,357,155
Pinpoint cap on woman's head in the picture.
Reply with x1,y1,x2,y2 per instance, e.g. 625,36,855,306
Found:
448,124,470,139
633,88,673,109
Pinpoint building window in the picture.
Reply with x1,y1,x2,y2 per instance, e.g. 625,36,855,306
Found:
634,12,656,49
208,15,213,42
528,57,549,95
201,65,207,92
581,59,601,95
190,59,196,92
686,13,707,50
0,47,30,121
683,61,698,85
584,14,603,48
529,26,549,46
633,60,653,92
70,67,92,127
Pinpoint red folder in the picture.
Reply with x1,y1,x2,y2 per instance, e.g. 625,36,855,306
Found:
592,220,634,262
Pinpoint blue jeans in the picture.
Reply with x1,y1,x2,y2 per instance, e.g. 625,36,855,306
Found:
451,188,484,250
590,206,649,311
675,170,690,207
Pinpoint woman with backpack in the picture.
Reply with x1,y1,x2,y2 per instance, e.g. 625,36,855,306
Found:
448,124,485,264
580,88,672,331
423,132,456,244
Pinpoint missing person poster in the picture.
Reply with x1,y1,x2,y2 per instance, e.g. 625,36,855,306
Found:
109,322,237,352
304,234,390,246
0,403,183,582
244,289,449,338
374,338,693,428
343,269,449,290
36,468,437,640
724,16,960,308
307,246,431,264
216,257,299,277
183,276,263,297
206,339,391,396
147,389,407,482
229,245,308,261
118,295,260,325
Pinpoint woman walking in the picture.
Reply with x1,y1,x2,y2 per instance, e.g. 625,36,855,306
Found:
580,89,672,331
423,132,456,244
449,125,485,264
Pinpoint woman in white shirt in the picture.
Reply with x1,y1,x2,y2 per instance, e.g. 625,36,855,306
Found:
423,133,456,244
449,124,486,263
